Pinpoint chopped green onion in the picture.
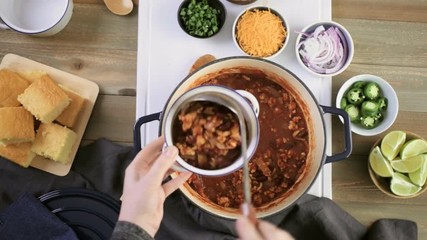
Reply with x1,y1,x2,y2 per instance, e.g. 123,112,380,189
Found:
180,0,221,37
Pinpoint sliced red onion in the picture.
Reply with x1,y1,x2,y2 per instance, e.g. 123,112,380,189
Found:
297,25,348,74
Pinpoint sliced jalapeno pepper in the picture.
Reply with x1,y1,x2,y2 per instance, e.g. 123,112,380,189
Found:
340,97,348,109
352,81,367,89
344,104,361,123
339,80,389,130
377,97,388,111
346,87,365,105
374,112,383,122
360,115,378,129
361,100,379,116
364,82,380,100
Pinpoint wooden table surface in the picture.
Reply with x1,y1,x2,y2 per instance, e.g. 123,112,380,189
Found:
1,0,426,238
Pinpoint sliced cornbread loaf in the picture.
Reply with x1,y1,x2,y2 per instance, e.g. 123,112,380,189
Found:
0,107,35,145
18,70,48,83
18,75,70,123
31,123,77,164
0,142,35,167
56,86,85,128
0,69,30,107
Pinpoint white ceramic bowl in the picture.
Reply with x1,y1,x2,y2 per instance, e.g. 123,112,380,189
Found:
232,6,289,59
295,21,354,77
336,74,399,136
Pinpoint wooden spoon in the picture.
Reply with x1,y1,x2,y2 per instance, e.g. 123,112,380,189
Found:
103,0,134,15
189,54,216,74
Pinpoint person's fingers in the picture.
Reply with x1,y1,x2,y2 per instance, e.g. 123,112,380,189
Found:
257,220,294,240
163,172,192,196
146,146,179,183
236,217,263,240
126,151,161,180
241,203,258,226
129,137,164,170
163,168,175,180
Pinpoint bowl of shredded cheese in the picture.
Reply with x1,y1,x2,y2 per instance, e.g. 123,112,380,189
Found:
232,6,289,58
295,21,354,77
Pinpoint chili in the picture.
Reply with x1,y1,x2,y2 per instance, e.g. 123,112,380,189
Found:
186,68,309,208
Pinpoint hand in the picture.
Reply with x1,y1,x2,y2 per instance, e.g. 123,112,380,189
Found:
118,137,192,237
236,215,294,240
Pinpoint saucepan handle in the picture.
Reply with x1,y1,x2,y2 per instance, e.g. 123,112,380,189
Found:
133,112,162,152
236,90,260,117
320,105,353,163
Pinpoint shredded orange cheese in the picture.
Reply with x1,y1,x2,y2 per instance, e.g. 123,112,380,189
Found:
236,9,287,57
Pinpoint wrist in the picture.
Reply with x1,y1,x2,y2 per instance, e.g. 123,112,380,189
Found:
118,214,158,237
114,221,155,240
135,222,157,238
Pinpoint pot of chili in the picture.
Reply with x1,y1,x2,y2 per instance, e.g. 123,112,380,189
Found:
133,56,352,219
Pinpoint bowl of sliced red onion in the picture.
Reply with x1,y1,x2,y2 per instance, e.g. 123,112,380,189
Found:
295,21,354,77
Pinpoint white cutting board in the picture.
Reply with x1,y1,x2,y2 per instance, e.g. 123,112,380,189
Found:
136,0,332,198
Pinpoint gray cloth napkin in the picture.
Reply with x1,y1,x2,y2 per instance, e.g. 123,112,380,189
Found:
0,138,418,240
157,191,417,240
0,138,133,211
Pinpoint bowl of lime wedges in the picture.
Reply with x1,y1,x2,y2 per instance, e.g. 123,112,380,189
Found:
369,130,427,198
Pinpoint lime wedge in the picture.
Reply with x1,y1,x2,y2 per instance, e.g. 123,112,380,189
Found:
390,172,422,197
400,139,427,159
369,146,393,177
380,131,406,161
409,155,427,186
390,154,424,173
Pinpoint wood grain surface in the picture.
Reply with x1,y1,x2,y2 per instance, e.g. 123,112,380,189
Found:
332,1,427,237
0,0,426,238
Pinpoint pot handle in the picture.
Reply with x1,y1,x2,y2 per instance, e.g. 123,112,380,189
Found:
133,112,191,173
133,112,162,152
321,105,353,163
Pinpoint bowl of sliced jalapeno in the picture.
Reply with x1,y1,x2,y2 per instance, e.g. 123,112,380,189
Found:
336,74,399,136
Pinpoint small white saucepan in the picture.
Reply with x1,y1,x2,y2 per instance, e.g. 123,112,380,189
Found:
162,84,260,176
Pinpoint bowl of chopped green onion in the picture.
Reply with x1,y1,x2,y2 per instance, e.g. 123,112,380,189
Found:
336,74,399,136
178,0,226,38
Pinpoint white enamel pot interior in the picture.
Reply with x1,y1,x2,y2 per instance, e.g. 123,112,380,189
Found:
133,56,352,219
0,0,73,37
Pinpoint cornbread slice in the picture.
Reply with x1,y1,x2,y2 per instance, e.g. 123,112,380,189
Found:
0,69,30,107
18,75,70,123
18,70,48,83
31,123,77,164
56,86,86,128
0,142,35,168
0,107,35,145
